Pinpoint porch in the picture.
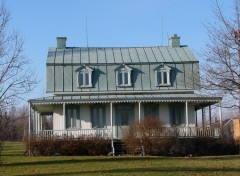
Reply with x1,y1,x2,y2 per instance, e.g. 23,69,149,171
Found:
28,92,223,139
34,127,221,139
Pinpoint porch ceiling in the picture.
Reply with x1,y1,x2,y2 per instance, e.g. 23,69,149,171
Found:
29,93,221,107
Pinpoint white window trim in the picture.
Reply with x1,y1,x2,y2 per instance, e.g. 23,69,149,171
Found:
155,66,171,87
77,69,92,88
116,69,132,87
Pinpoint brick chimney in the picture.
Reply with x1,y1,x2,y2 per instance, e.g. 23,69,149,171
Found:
57,37,67,49
169,34,180,47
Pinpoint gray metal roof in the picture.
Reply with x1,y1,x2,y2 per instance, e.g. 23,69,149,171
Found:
29,93,221,105
47,46,198,65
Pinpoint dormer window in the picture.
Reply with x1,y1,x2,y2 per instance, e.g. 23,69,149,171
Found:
155,64,171,86
76,65,93,88
116,64,132,87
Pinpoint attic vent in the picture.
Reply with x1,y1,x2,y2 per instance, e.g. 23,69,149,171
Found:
169,34,180,47
57,37,67,49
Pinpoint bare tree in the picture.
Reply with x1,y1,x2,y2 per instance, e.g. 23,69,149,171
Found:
201,0,240,113
0,1,37,111
0,1,37,159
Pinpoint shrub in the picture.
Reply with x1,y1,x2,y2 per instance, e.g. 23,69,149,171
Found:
122,117,239,156
122,117,168,155
27,135,111,156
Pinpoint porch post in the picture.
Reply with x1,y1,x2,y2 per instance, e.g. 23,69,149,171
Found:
195,109,198,127
219,101,222,127
28,102,31,137
63,103,66,130
138,101,141,122
209,105,212,125
28,102,31,155
202,107,205,127
34,111,39,132
40,114,42,131
185,101,188,127
110,102,115,156
34,110,36,132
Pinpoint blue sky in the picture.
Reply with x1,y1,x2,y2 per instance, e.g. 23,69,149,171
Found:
6,0,232,102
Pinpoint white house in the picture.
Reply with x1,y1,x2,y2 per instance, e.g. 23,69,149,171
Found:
28,34,222,141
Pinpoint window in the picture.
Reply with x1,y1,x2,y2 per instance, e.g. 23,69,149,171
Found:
155,64,171,86
169,103,185,126
115,105,134,126
144,103,159,118
66,105,80,129
116,64,132,87
91,105,106,128
76,65,93,88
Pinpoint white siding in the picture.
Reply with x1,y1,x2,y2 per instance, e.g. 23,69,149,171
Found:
53,105,64,130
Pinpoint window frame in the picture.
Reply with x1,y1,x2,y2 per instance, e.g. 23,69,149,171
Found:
90,105,106,128
65,105,80,129
116,65,132,87
155,65,171,87
76,66,93,88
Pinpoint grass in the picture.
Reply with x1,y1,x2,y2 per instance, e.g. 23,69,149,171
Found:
1,141,240,176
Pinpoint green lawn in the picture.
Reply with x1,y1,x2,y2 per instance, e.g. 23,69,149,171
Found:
1,141,240,176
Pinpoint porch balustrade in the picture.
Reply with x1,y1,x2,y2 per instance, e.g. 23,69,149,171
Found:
35,128,112,139
34,127,221,139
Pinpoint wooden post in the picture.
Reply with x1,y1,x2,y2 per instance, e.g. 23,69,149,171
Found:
195,109,198,127
28,102,31,137
110,102,115,156
63,103,66,130
219,101,222,127
138,101,141,122
209,105,212,126
202,107,205,127
185,101,189,127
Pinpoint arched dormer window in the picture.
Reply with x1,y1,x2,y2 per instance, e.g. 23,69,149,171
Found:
115,64,132,87
76,65,93,88
155,64,171,86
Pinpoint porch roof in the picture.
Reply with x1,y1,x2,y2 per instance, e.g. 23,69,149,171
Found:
29,93,221,105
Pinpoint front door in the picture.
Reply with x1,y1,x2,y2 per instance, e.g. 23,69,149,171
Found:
115,104,134,138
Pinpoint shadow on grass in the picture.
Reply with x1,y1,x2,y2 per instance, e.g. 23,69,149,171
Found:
4,155,240,167
4,157,163,167
15,166,240,176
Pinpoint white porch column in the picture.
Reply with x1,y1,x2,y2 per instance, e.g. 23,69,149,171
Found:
63,103,66,130
185,101,189,127
40,114,42,131
138,101,141,123
33,110,36,132
110,102,115,156
202,107,205,127
195,109,198,127
110,102,113,137
209,105,212,125
219,101,222,127
28,102,31,137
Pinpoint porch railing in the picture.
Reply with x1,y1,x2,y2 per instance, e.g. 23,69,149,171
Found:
160,127,220,138
33,127,221,139
35,128,112,139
